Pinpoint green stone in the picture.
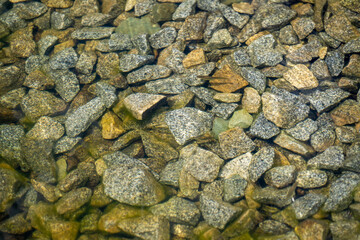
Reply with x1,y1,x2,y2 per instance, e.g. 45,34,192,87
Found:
212,117,230,139
50,220,80,240
27,202,61,236
56,157,67,182
222,209,263,238
228,109,253,129
151,3,177,23
115,16,161,38
271,206,298,228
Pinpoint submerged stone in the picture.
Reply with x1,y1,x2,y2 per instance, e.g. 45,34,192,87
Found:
219,127,255,159
124,93,166,120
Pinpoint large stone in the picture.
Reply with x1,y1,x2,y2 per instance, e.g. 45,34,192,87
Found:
248,147,275,182
119,54,154,72
285,118,318,142
26,116,64,141
292,193,326,220
0,125,25,169
283,64,318,90
264,165,296,188
330,100,360,126
307,146,344,170
124,93,166,120
219,127,255,159
252,185,294,208
209,64,248,93
324,14,360,43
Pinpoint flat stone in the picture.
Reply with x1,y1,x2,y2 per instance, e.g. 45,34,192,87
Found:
295,219,329,240
292,193,326,220
256,3,296,30
247,34,283,67
124,93,165,120
200,193,241,229
213,93,241,103
296,170,327,189
127,65,172,84
71,27,114,40
239,67,267,94
324,14,360,43
165,107,213,145
55,187,92,215
109,33,133,51
145,76,188,94
149,27,177,49
75,51,97,75
0,87,26,109
310,127,336,152
0,213,32,235
264,165,296,188
219,127,255,159
249,112,280,140
290,17,315,40
343,54,360,77
26,116,64,141
182,48,207,68
209,64,248,93
325,50,344,77
119,54,154,72
248,147,275,182
323,172,360,212
219,4,249,30
343,37,360,54
172,0,196,20
81,13,111,27
330,100,360,126
279,25,299,45
308,146,344,170
149,196,200,226
211,103,238,119
21,89,67,121
0,125,25,169
182,144,224,182
51,11,73,30
286,38,322,63
177,12,207,41
54,136,81,154
252,185,294,208
283,64,318,90
14,2,48,20
49,47,78,70
100,111,125,140
274,131,315,156
335,126,357,143
285,118,318,142
65,97,106,137
223,175,247,202
131,34,152,55
219,152,252,180
103,166,166,206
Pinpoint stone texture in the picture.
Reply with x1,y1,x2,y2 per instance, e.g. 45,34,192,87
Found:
177,12,207,41
51,69,80,102
182,48,207,68
290,17,315,40
49,47,78,70
54,136,81,154
285,118,318,142
274,131,315,156
295,219,329,240
172,0,196,20
75,51,97,75
324,14,360,43
343,54,360,77
210,64,248,93
296,170,327,189
119,54,154,72
145,76,188,94
127,65,172,84
219,152,252,180
124,93,165,120
26,116,64,141
223,175,247,202
149,27,177,49
71,27,114,40
247,34,283,67
55,187,92,215
248,147,275,182
219,127,255,159
252,185,294,208
292,193,326,220
325,50,345,77
310,127,336,152
100,111,126,139
283,64,318,90
0,87,26,109
0,125,25,169
239,67,267,94
249,112,280,140
219,4,249,29
307,146,344,170
331,99,360,126
264,165,296,188
242,87,260,114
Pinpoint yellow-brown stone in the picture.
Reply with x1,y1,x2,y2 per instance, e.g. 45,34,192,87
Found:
182,48,207,68
232,2,255,15
283,64,318,90
100,111,126,139
242,87,261,113
210,64,248,93
330,100,360,126
53,40,76,54
9,26,36,58
43,0,73,8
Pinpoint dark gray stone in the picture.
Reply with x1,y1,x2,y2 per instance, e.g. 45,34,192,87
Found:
127,65,172,84
119,54,155,73
190,87,216,106
264,165,296,188
325,50,345,77
149,27,177,49
172,0,196,20
249,147,275,182
233,48,251,66
131,34,152,55
219,4,249,30
109,33,133,51
211,103,238,119
49,48,78,70
223,175,247,202
25,55,49,74
292,193,326,220
94,81,117,108
71,27,114,40
81,13,111,27
304,88,351,113
296,170,327,189
285,118,318,141
319,32,341,49
252,185,294,208
197,0,220,12
160,159,184,187
14,2,48,20
239,67,267,93
249,112,280,140
50,69,80,102
343,37,360,54
38,35,58,56
182,62,216,86
51,11,73,30
75,51,96,75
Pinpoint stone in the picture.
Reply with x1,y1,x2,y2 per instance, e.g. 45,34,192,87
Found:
31,179,61,203
115,17,161,38
210,103,238,119
296,170,327,189
182,48,207,68
247,34,283,67
132,34,152,55
103,166,165,206
283,64,318,90
51,11,73,30
219,4,249,29
26,116,64,141
274,131,315,156
210,64,248,93
310,59,331,80
228,109,253,129
335,126,357,143
325,50,344,77
279,25,299,45
286,38,322,63
285,118,318,142
223,175,247,202
151,3,176,23
76,51,97,75
81,13,111,27
0,213,32,234
25,55,49,74
232,2,255,15
295,219,329,240
0,87,26,109
49,47,78,70
149,196,200,226
290,17,315,40
258,220,290,235
219,152,252,181
94,81,117,108
96,53,120,80
239,67,267,94
65,97,106,137
100,111,125,140
330,220,360,240
262,91,309,129
330,100,360,126
252,185,294,208
343,37,360,54
303,88,351,113
310,127,336,152
124,93,165,120
213,93,241,103
21,89,67,122
241,87,260,114
49,69,80,102
71,27,114,40
219,127,255,159
0,125,25,169
308,146,344,171
172,0,196,20
343,142,360,173
222,209,263,238
149,27,177,49
163,48,186,74
292,193,326,220
165,107,213,145
264,165,296,188
145,76,188,94
325,14,360,43
127,65,172,84
200,193,241,229
14,2,48,20
319,32,341,49
233,48,251,66
343,54,360,77
160,159,184,187
0,9,27,32
181,144,224,182
203,11,226,43
177,12,207,41
108,33,133,51
206,28,234,50
24,70,55,90
249,112,280,140
55,187,92,215
256,3,296,29
9,26,36,58
54,136,81,154
212,117,229,139
323,172,360,212
248,147,275,182
119,54,154,73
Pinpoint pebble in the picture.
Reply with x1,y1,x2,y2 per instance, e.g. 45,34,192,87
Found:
249,112,280,140
54,136,81,154
307,146,344,171
71,27,115,40
145,76,188,94
26,116,64,141
14,2,48,20
330,220,360,240
100,111,125,140
151,3,177,23
124,93,165,120
55,187,92,215
296,170,327,189
206,28,234,50
219,127,256,159
232,2,255,15
149,27,177,49
0,125,25,169
119,54,154,72
310,59,331,80
51,69,80,102
0,9,27,32
94,81,117,108
223,175,247,202
50,11,73,30
242,87,260,114
233,48,251,66
324,14,360,43
228,109,253,129
290,17,315,40
252,185,294,208
109,33,133,51
264,165,296,188
258,220,290,235
131,34,152,55
274,131,315,156
172,0,196,20
177,12,207,41
239,67,266,94
127,65,172,84
335,126,357,143
203,11,226,43
182,48,207,68
310,127,336,152
213,92,241,103
81,13,111,27
285,118,318,142
330,100,360,126
37,35,58,56
75,51,97,75
163,48,186,74
325,50,345,77
283,64,318,90
256,3,296,29
292,193,326,220
248,147,275,182
49,47,78,70
247,34,283,67
279,25,299,45
219,152,252,180
210,64,248,93
219,4,249,30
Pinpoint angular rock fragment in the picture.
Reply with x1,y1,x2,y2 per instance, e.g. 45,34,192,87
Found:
71,27,114,40
292,193,326,220
296,170,327,189
248,147,275,182
219,127,255,159
307,146,344,171
274,131,315,156
119,54,154,72
283,64,318,90
249,113,280,140
127,65,172,84
124,93,165,120
149,27,177,49
285,118,318,142
264,165,296,188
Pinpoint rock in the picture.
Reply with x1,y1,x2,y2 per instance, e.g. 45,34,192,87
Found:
94,81,117,108
124,93,165,120
31,179,61,203
132,34,152,55
285,118,318,142
182,48,207,68
50,69,80,102
228,109,253,129
127,65,172,84
222,209,263,238
209,64,248,93
239,67,266,94
241,87,260,114
24,70,55,90
325,50,344,77
163,48,186,74
101,151,151,173
264,165,296,188
115,17,161,38
96,53,120,80
0,9,27,32
232,2,255,15
149,27,177,49
335,126,357,143
292,193,326,220
49,221,80,240
256,3,296,29
21,89,67,121
103,166,165,206
54,136,81,154
330,100,360,126
295,219,329,240
258,220,290,235
55,187,92,215
117,215,170,240
262,91,309,129
150,196,200,226
213,92,241,103
311,59,331,80
0,213,32,234
200,193,241,229
14,2,48,20
303,88,351,113
49,47,78,70
100,111,125,140
0,87,26,109
343,37,360,54
247,34,283,67
76,51,97,75
108,33,133,51
343,142,360,173
0,125,25,169
323,172,360,212
206,28,234,50
160,159,184,187
223,175,247,202
283,64,318,90
296,170,327,189
330,220,360,240
26,116,64,141
343,54,360,77
233,48,251,66
145,76,188,94
178,12,207,41
290,17,315,40
310,127,336,152
51,11,73,30
219,152,252,180
249,112,280,140
0,166,24,212
71,27,114,40
219,127,255,159
119,54,154,72
219,4,249,29
279,25,299,45
248,147,275,182
81,13,111,27
203,11,226,43
181,144,223,182
65,97,106,137
274,131,315,156
308,146,344,170
165,107,213,145
210,103,238,119
252,185,294,208
172,0,196,20
151,3,177,23
325,14,360,43
9,26,36,58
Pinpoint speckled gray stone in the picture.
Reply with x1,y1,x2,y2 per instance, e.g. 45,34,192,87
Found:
258,220,291,235
252,185,294,208
109,33,133,51
342,37,360,54
102,151,152,173
256,3,296,29
249,147,275,182
25,55,49,74
223,175,247,202
119,54,154,73
127,65,172,84
26,116,64,141
38,35,58,56
296,170,327,189
307,146,344,170
279,25,299,45
145,76,188,94
75,51,96,75
325,50,345,77
323,172,360,212
219,4,249,29
292,193,326,220
160,159,184,187
50,69,80,102
211,103,238,119
51,11,73,30
233,48,251,66
219,127,256,159
0,87,26,109
310,127,336,152
149,196,200,226
124,93,165,120
94,81,117,108
54,136,81,154
65,97,106,137
190,87,216,106
172,0,196,20
249,112,280,140
264,165,296,188
149,27,177,49
0,124,25,169
197,0,220,12
239,67,267,93
203,11,226,43
164,48,186,74
206,28,234,50
81,13,111,27
131,34,152,55
165,107,213,145
219,152,252,180
343,142,360,173
0,9,27,32
14,2,47,20
285,118,318,141
335,126,357,143
49,48,78,70
247,34,283,67
71,27,114,40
